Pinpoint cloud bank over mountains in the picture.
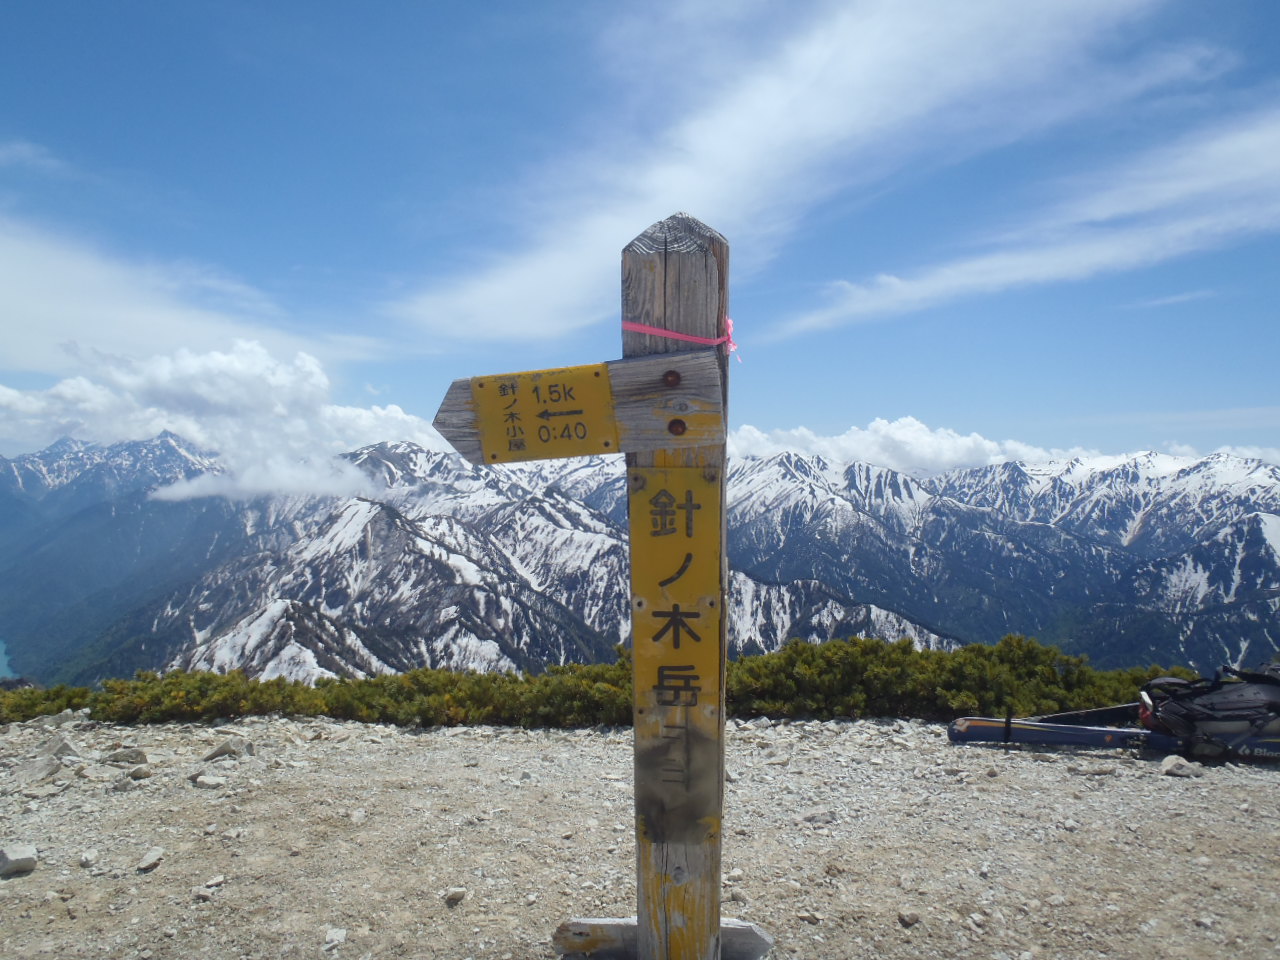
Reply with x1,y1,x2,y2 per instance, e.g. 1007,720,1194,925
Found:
0,341,448,498
3,342,1275,497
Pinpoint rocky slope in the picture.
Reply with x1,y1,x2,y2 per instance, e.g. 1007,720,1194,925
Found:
2,710,1278,959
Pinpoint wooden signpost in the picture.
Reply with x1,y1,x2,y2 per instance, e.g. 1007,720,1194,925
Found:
434,213,771,960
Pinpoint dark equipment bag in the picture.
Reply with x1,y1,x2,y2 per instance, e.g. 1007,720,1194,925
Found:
1140,663,1280,758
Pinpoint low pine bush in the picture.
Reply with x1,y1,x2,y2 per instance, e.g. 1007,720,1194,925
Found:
0,635,1194,727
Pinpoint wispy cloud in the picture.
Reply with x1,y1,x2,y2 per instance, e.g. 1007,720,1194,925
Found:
1072,404,1280,432
0,139,69,175
0,341,449,497
1127,289,1216,309
389,0,1200,343
0,215,383,376
779,103,1280,334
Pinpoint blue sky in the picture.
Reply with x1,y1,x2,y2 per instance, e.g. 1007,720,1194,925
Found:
1,0,1277,488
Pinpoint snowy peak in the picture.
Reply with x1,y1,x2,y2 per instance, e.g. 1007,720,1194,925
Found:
1,433,1278,682
935,451,1280,556
1,433,220,504
177,599,397,682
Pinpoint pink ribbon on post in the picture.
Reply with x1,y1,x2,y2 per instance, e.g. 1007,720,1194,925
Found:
622,317,740,361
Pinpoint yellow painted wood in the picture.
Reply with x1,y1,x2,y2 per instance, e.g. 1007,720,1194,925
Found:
471,362,618,464
623,213,730,960
629,465,723,841
433,351,725,466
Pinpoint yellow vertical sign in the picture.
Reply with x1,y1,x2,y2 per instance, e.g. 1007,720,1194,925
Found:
629,466,723,848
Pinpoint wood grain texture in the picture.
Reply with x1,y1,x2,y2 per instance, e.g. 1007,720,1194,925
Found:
623,212,730,960
611,351,724,451
431,378,484,464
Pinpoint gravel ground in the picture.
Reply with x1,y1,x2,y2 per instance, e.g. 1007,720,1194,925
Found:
2,710,1278,960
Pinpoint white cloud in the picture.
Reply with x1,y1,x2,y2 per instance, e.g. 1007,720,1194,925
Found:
729,417,1102,474
0,341,451,498
0,140,69,175
6,343,1270,490
390,0,1197,342
1127,289,1215,309
780,103,1280,334
0,215,382,377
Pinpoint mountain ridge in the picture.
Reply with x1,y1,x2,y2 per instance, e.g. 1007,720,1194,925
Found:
1,434,1276,684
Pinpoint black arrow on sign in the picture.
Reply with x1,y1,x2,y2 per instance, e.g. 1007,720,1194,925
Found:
537,408,585,420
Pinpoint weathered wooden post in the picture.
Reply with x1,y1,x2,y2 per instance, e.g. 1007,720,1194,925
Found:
623,214,730,960
434,213,769,960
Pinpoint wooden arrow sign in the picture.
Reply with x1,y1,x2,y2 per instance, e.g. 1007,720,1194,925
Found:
433,350,725,465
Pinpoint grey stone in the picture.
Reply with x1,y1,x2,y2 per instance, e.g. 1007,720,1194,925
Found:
898,909,921,928
7,755,62,790
41,735,81,759
202,736,255,763
136,847,165,872
109,775,139,793
194,775,229,790
323,928,347,952
31,709,76,728
105,747,149,765
0,843,38,877
800,808,837,825
79,849,99,868
445,886,468,906
21,782,66,799
75,763,118,783
1160,755,1203,778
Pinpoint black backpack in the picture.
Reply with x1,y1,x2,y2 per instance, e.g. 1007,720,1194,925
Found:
1140,663,1280,758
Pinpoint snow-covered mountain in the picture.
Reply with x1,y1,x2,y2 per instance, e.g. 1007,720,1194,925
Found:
0,434,1276,684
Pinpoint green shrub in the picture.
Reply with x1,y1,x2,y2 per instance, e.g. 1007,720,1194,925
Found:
0,635,1197,729
0,683,92,723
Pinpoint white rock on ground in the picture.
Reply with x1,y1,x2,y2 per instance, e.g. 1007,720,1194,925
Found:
0,842,38,877
1,714,1278,959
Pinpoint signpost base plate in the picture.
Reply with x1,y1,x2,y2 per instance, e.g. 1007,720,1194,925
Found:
553,917,774,960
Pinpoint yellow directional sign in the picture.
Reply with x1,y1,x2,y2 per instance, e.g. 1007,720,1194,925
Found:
471,363,618,464
433,351,725,466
